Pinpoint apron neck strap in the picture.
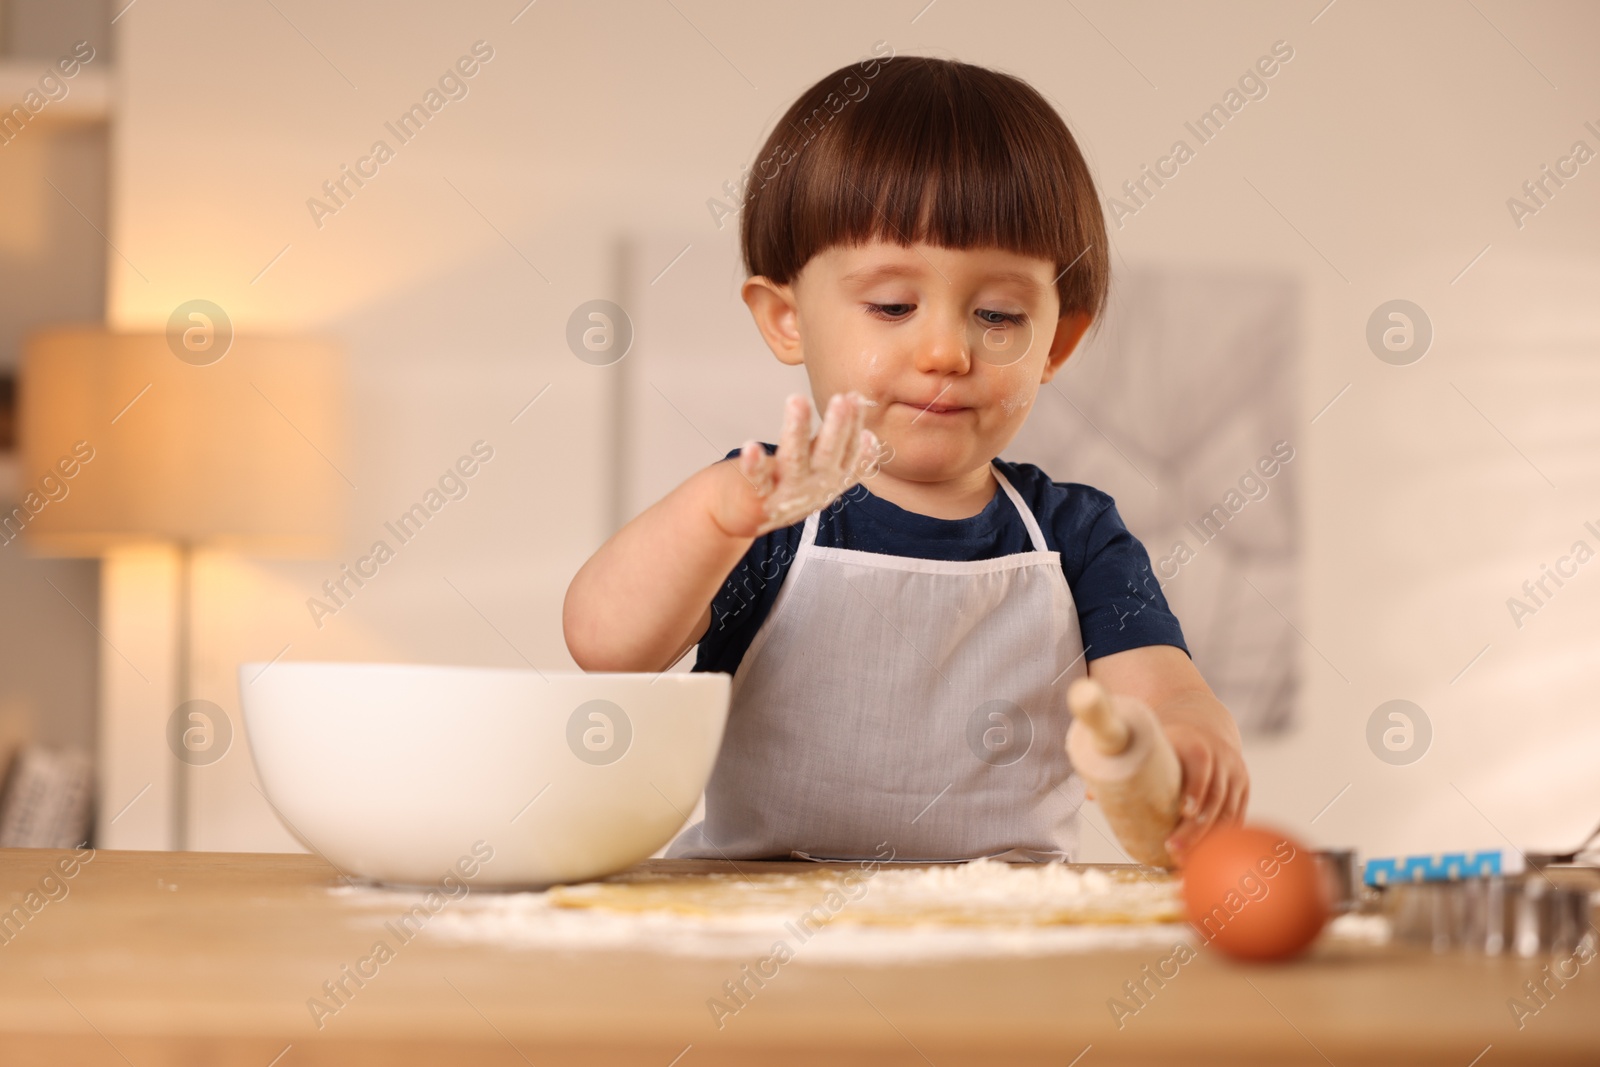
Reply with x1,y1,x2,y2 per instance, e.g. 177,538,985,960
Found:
803,464,1049,553
992,464,1050,552
801,508,823,547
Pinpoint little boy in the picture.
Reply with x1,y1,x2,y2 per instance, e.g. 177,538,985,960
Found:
564,54,1246,863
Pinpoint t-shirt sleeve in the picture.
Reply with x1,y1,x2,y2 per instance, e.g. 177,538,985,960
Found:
1067,493,1190,661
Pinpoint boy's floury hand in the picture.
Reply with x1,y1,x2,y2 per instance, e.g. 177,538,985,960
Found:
711,392,879,538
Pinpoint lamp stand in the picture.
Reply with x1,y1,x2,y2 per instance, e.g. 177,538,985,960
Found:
171,540,192,851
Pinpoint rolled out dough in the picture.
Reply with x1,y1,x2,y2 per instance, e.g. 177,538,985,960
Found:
547,857,1183,926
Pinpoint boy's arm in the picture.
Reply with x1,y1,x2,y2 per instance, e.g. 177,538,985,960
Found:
563,392,873,673
563,461,753,673
1085,644,1248,862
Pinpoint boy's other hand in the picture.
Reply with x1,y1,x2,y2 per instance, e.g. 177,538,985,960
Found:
710,392,879,538
1083,645,1249,866
1160,718,1249,863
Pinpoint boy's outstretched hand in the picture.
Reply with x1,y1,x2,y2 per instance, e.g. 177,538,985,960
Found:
711,391,880,538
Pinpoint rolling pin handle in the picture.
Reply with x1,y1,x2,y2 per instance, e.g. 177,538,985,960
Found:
1065,679,1183,869
1067,677,1130,756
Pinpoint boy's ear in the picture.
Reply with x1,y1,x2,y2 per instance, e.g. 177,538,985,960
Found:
1040,312,1093,383
741,276,805,367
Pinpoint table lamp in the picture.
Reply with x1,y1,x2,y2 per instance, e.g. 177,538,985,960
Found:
17,326,344,849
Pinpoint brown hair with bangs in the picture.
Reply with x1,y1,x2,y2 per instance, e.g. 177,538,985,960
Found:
740,53,1109,323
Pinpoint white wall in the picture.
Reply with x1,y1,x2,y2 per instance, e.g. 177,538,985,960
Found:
108,0,1600,859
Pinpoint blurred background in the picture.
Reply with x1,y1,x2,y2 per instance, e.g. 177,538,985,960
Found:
0,0,1596,863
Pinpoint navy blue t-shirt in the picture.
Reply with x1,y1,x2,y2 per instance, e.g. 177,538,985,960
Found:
694,445,1187,676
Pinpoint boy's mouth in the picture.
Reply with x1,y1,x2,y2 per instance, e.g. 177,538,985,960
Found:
898,398,970,418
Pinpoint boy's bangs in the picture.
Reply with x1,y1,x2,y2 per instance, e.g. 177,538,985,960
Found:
743,57,1108,320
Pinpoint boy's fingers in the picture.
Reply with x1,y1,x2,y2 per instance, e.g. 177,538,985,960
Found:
737,439,758,477
1168,808,1209,858
1166,749,1217,857
1216,776,1247,827
739,441,774,494
811,393,852,473
1192,769,1229,830
777,394,811,484
861,431,891,477
853,428,879,479
1164,820,1193,862
837,393,864,466
1178,746,1214,820
1166,755,1255,862
837,394,867,483
838,397,869,484
1170,771,1235,859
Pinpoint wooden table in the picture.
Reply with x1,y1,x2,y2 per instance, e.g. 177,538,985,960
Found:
0,847,1595,1065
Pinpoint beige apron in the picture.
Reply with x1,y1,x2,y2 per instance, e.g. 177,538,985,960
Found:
668,464,1087,862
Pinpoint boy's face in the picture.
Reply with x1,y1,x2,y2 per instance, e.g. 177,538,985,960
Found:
744,239,1091,484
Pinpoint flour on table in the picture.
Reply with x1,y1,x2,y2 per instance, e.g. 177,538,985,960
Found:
327,858,1390,961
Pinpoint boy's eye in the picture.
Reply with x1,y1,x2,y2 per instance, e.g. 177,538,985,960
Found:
867,303,915,319
976,309,1027,326
867,305,1028,325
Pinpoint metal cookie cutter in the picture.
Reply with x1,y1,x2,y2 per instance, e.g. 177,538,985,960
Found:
1314,849,1363,915
1381,873,1597,957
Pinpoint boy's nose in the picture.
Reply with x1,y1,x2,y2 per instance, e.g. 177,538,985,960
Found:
913,315,972,376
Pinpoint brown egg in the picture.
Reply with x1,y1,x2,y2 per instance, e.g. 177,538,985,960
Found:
1180,824,1329,961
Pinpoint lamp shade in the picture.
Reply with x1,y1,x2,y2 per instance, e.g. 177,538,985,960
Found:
15,327,345,557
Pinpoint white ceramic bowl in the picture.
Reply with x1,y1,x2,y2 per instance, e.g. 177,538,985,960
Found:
238,662,729,888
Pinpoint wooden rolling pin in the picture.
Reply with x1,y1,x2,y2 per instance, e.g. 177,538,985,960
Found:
1065,677,1182,869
